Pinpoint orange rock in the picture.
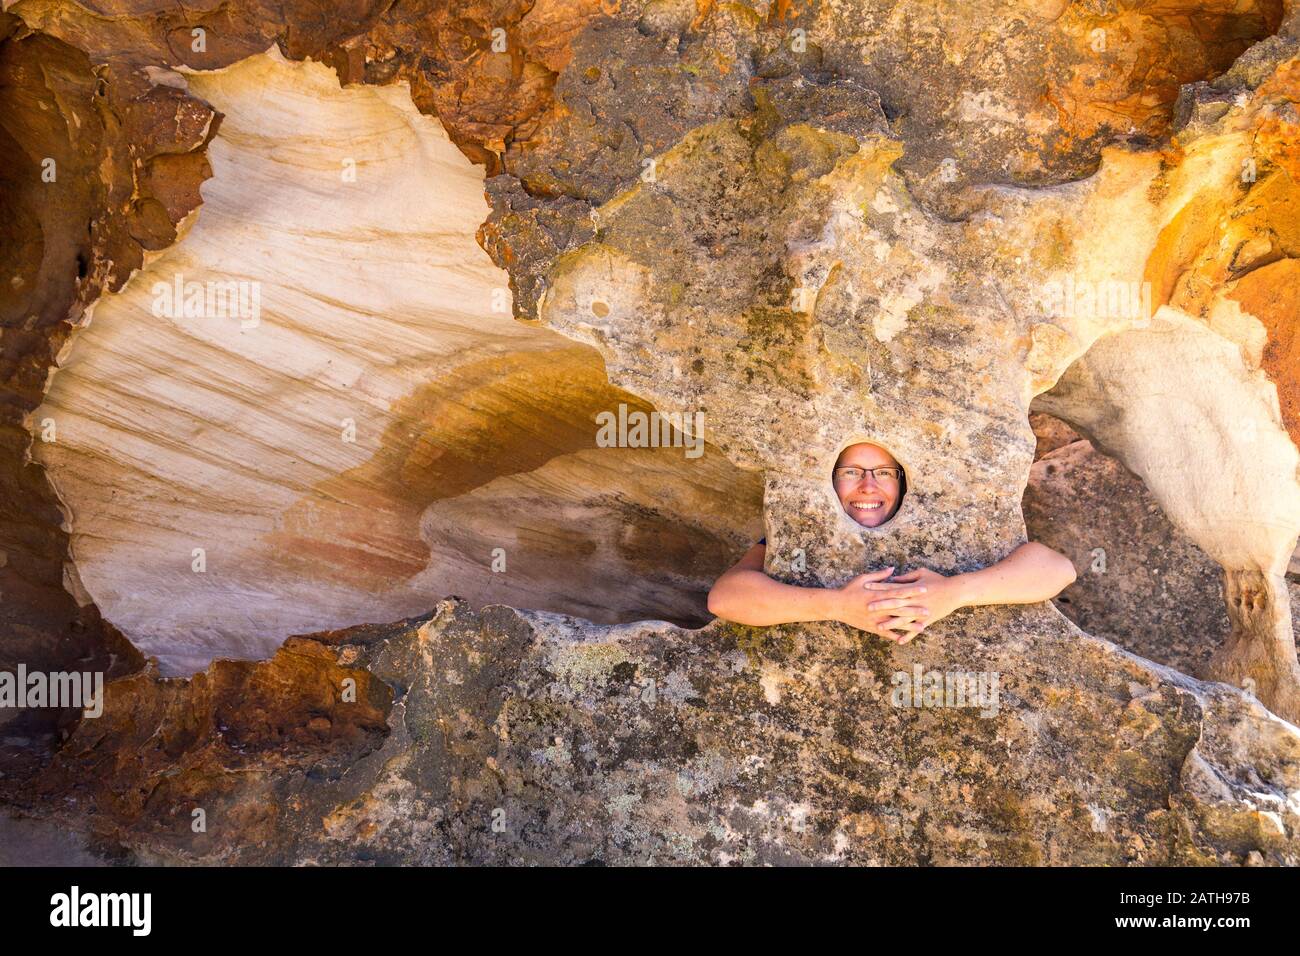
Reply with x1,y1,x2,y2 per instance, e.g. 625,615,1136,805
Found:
1229,258,1300,449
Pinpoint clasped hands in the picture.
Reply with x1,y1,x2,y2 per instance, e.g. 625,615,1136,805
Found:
833,565,966,644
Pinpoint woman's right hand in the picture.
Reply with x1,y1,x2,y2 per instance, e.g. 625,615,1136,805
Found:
832,567,929,642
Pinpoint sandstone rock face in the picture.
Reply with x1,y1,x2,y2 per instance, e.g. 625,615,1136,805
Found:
0,10,184,769
30,51,760,674
1033,313,1300,714
1023,428,1300,677
529,52,1300,722
1024,435,1232,676
15,600,1300,865
2,0,1300,866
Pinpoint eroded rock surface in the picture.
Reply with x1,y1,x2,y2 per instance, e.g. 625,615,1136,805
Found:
30,51,760,673
2,0,1300,866
524,5,1300,722
1023,428,1300,676
9,600,1299,865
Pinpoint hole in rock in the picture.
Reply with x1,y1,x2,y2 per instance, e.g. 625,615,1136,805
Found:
30,51,763,676
1022,411,1300,677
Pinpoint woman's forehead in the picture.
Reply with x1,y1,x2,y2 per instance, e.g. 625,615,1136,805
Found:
835,443,898,467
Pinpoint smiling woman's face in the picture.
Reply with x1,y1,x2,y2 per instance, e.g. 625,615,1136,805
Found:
832,443,904,528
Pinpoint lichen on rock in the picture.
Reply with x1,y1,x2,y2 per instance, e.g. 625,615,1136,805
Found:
12,599,1298,865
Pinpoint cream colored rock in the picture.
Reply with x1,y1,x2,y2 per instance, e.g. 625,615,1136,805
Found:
1035,309,1300,573
414,446,761,626
31,51,758,674
1020,432,1300,678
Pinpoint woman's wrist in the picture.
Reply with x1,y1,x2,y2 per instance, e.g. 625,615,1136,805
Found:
950,571,978,609
815,585,846,623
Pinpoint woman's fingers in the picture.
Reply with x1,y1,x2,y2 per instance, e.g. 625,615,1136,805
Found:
870,595,932,641
865,591,928,610
877,621,920,643
878,622,921,642
867,595,930,611
851,567,895,587
886,613,925,634
879,608,926,627
862,581,927,594
896,620,929,643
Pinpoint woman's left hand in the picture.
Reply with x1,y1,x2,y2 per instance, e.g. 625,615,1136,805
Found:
865,567,967,643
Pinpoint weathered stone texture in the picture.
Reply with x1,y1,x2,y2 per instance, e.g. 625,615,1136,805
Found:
2,0,1300,866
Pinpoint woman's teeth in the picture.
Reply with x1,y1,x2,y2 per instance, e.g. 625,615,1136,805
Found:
852,501,883,511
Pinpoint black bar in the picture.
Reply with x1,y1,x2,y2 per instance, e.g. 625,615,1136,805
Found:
0,866,1286,941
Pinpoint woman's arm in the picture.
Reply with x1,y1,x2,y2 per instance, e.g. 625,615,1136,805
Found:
707,543,931,639
867,541,1077,642
951,541,1078,607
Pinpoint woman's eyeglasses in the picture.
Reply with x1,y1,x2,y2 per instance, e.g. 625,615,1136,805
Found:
833,466,903,484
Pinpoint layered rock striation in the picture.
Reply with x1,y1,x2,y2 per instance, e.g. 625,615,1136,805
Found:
29,51,759,674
